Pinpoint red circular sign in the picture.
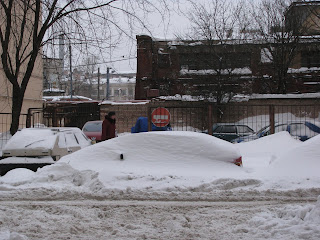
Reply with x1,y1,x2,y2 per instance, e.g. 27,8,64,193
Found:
151,107,171,127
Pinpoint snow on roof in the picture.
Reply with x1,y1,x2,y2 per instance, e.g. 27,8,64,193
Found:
157,95,207,102
43,95,93,102
100,77,136,84
158,92,320,102
288,67,320,74
180,67,252,76
43,88,65,93
100,100,149,105
249,93,320,99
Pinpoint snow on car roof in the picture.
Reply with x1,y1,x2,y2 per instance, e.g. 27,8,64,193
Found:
3,128,90,151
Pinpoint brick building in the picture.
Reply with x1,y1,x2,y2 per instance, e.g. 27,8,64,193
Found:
135,1,320,100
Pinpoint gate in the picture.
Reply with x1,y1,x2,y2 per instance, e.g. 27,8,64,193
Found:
147,102,208,133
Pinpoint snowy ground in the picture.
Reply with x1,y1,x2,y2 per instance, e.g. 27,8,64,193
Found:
0,131,319,239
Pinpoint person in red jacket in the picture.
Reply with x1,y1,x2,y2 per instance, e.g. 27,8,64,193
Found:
102,112,116,141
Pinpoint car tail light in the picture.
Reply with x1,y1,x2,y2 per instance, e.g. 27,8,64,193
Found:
233,157,243,167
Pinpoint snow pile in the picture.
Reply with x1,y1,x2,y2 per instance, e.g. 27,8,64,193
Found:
0,163,103,191
0,230,28,240
237,132,301,157
236,132,302,172
248,195,320,240
267,134,320,177
0,168,35,185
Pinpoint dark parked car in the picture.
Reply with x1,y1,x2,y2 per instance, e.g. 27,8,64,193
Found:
211,124,255,142
232,121,320,143
82,120,103,141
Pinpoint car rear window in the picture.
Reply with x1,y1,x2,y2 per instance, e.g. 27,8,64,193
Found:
237,126,254,134
221,125,237,133
83,122,102,132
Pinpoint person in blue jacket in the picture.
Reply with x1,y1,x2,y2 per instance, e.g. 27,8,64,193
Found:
131,117,171,133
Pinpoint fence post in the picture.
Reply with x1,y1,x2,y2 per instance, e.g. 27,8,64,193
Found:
269,105,275,134
26,108,32,128
52,107,58,127
147,105,152,132
208,104,213,135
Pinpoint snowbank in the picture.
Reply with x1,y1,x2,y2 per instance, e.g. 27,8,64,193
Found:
236,132,302,172
0,163,103,191
0,230,28,240
268,134,320,177
248,195,320,239
237,132,301,157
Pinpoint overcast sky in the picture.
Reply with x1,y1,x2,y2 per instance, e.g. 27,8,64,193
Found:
107,1,192,74
67,0,262,74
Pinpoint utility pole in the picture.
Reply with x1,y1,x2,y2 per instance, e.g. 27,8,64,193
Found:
69,44,73,100
106,67,110,100
97,67,100,100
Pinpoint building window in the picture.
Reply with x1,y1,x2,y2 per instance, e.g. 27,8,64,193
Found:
158,53,171,68
302,51,320,68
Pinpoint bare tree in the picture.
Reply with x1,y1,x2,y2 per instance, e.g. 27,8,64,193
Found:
250,0,312,94
181,0,250,105
0,0,169,135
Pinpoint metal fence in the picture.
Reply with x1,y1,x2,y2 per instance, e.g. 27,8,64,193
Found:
0,113,28,151
1,103,319,150
148,104,207,132
42,103,100,129
146,103,320,140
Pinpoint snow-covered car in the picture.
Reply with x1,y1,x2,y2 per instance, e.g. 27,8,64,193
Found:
61,131,243,180
0,128,91,176
232,122,320,143
1,128,91,160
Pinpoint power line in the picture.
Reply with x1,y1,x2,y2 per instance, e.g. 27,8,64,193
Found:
43,56,136,70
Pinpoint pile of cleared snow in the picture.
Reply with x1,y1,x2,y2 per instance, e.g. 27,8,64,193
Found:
267,134,320,177
0,163,103,191
0,168,35,185
0,230,28,240
248,195,320,239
